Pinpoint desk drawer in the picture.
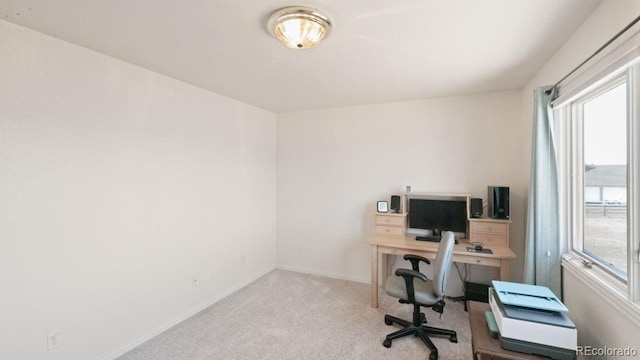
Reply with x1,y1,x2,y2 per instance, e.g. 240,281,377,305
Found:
453,255,501,267
470,233,508,247
378,246,435,259
375,215,404,227
470,221,508,235
375,225,403,236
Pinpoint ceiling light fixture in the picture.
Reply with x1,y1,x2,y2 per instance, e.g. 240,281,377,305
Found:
267,6,332,50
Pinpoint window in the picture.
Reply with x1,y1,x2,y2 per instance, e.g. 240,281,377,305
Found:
574,79,628,279
554,47,640,304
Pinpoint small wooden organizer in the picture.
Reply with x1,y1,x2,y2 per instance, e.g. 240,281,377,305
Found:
374,212,406,236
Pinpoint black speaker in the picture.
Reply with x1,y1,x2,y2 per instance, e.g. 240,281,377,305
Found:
470,198,483,218
390,195,401,213
488,186,509,219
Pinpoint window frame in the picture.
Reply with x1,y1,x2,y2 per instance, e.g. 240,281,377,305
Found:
553,34,640,306
569,74,629,283
629,64,640,302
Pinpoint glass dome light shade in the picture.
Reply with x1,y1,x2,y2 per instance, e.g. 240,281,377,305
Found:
268,6,332,50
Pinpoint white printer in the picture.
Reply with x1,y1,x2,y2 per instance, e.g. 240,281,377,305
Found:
489,281,577,360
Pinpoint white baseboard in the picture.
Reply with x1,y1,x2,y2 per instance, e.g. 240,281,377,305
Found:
102,266,366,360
276,265,370,284
101,266,276,360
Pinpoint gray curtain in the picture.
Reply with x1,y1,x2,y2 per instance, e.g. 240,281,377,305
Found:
524,85,561,297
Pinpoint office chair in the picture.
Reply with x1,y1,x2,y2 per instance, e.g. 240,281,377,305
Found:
382,231,457,360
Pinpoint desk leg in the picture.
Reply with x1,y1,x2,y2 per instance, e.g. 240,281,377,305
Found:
381,253,388,288
500,259,510,281
371,244,378,308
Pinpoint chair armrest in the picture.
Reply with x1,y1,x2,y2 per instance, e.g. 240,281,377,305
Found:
395,268,428,282
394,268,427,304
403,254,430,272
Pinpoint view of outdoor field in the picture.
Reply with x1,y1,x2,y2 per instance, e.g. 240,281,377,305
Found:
584,206,627,275
581,82,627,277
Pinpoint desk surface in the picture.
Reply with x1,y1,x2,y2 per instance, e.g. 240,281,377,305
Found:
368,234,517,260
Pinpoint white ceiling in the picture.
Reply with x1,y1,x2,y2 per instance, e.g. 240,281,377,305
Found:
0,0,602,113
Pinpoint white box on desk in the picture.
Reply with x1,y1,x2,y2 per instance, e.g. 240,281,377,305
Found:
489,289,577,350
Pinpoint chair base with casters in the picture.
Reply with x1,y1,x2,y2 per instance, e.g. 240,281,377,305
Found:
382,300,457,360
382,233,458,360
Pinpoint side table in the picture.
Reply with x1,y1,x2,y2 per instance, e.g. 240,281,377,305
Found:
468,301,549,360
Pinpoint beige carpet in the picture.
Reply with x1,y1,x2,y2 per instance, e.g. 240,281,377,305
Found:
117,269,473,360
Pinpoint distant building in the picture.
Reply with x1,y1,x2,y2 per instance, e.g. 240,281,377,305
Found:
584,164,626,204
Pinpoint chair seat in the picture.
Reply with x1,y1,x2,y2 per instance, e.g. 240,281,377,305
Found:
385,275,439,306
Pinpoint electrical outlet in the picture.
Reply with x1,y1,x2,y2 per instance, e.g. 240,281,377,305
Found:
47,332,59,350
192,276,197,288
241,255,246,264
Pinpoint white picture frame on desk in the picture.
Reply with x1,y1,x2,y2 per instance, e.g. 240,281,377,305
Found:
377,201,388,213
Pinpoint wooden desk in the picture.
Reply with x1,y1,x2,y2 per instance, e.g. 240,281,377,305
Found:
368,234,516,308
468,301,547,360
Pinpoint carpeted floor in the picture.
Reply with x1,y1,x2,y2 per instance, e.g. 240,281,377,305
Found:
117,269,473,360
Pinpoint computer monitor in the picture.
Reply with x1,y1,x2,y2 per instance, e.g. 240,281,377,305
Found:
408,198,467,235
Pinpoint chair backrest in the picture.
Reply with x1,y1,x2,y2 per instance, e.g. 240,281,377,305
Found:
432,231,455,298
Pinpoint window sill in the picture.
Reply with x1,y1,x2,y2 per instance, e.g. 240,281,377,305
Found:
562,254,640,327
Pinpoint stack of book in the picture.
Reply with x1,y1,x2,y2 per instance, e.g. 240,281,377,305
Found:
487,281,577,360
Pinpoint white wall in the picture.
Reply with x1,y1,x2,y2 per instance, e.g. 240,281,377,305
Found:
0,19,276,360
521,0,640,353
4,0,638,357
276,91,524,291
563,270,640,359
